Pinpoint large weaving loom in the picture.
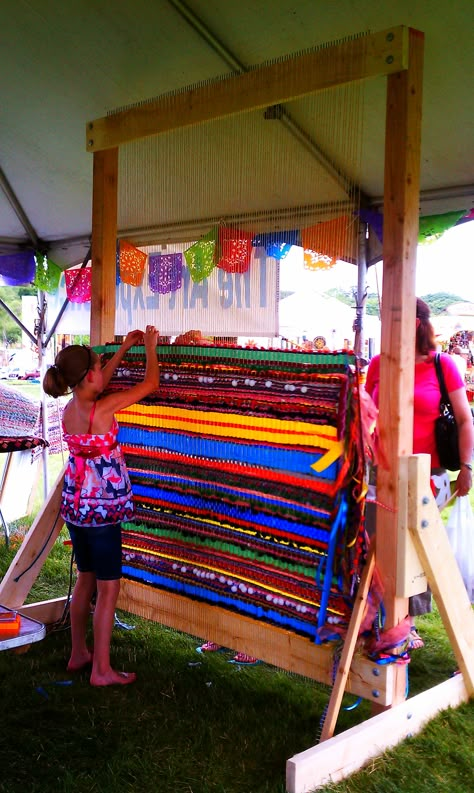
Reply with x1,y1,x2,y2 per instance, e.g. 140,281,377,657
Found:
3,24,474,792
102,344,366,644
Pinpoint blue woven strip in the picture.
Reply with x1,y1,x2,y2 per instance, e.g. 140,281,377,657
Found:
132,483,332,541
119,426,338,481
315,494,348,642
122,566,320,639
128,468,330,522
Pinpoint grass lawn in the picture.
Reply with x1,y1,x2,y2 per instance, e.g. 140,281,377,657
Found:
1,384,473,791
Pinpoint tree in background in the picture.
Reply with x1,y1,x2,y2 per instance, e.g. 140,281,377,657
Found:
326,288,465,319
0,286,37,347
421,293,465,315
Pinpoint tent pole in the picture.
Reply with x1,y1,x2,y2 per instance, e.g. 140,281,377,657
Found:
353,221,368,358
37,290,49,500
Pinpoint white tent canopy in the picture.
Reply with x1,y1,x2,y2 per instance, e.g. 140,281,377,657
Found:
1,1,473,268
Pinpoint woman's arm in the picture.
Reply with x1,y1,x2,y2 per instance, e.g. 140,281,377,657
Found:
100,329,145,389
450,386,474,496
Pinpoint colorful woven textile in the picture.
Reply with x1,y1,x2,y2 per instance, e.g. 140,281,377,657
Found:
100,345,366,642
0,382,47,453
0,382,39,437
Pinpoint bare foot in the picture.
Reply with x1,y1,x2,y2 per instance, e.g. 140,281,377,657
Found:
90,669,136,687
67,649,94,671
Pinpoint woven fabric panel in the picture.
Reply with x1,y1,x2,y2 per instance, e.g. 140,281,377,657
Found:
101,345,366,641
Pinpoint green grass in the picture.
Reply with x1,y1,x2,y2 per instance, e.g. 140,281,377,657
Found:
1,440,474,791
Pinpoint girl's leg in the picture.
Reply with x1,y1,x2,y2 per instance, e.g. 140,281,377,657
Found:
67,570,96,671
89,578,136,686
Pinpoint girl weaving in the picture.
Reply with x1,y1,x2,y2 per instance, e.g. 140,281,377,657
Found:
43,326,159,686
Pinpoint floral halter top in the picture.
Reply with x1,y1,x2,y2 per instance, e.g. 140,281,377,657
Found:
60,403,134,527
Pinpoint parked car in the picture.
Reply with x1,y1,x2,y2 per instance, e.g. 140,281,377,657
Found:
8,367,26,379
0,366,9,379
21,368,41,380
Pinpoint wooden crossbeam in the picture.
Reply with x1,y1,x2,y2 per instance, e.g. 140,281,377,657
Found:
86,27,408,152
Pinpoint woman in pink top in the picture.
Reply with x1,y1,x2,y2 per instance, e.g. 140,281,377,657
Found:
43,326,159,686
365,298,473,648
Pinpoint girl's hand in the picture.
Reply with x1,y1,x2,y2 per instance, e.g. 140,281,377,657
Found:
123,329,145,349
144,325,159,349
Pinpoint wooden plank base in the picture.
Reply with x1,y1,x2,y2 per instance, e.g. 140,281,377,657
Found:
286,674,469,793
117,578,394,705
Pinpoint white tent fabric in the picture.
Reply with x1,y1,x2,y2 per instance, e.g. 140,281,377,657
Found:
1,1,473,266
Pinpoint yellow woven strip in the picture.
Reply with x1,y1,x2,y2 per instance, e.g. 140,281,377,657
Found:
118,403,338,437
310,443,344,472
117,405,340,450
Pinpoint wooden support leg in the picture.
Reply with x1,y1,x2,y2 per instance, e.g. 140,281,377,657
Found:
319,544,376,741
0,466,66,609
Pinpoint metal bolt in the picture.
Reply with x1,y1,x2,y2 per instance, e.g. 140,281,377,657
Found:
422,496,429,505
372,668,380,676
372,690,380,698
386,32,394,42
421,519,429,528
88,140,94,147
386,55,394,64
407,712,413,720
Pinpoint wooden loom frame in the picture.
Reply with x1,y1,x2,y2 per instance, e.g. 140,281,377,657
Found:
1,25,474,792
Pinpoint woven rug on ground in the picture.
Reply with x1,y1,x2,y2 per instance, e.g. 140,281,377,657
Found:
100,344,367,642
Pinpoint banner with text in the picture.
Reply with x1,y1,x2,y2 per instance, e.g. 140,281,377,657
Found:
46,250,278,338
115,249,278,337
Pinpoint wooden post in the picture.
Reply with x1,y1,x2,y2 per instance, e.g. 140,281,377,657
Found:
375,27,424,669
90,148,118,346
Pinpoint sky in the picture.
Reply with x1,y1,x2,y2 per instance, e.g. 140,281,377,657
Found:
279,220,474,303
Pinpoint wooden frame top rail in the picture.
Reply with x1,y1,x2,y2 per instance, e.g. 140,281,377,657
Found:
86,26,409,152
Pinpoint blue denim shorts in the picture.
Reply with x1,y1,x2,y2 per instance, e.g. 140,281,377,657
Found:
66,521,122,581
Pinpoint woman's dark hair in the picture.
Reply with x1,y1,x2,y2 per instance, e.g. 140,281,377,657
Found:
415,297,436,355
43,345,98,398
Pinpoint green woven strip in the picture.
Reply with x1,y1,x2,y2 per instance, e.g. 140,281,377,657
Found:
94,343,356,368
